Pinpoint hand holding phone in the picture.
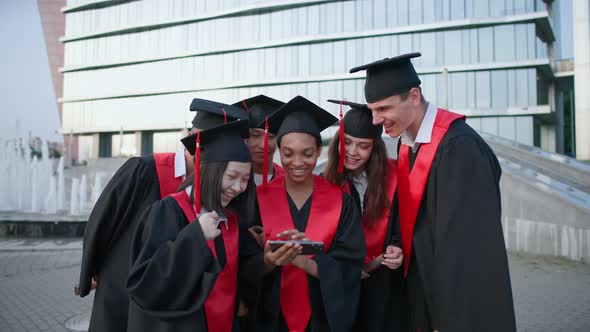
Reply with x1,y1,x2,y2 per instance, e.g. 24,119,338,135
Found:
269,240,324,255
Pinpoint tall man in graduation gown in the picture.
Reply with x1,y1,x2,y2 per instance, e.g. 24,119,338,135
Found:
77,98,247,332
233,95,286,186
350,53,516,331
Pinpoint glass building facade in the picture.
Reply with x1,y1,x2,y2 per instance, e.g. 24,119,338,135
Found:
59,0,575,160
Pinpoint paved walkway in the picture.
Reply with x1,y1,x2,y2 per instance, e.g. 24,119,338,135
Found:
0,240,589,331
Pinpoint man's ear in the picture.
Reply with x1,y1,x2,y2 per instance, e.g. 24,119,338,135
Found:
410,87,422,106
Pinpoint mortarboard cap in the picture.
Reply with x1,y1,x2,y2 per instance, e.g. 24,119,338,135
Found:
180,119,251,213
232,95,285,134
190,98,248,130
349,52,422,103
327,99,383,139
268,96,338,142
181,119,250,160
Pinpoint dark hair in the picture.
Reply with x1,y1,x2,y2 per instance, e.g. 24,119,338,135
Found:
277,132,322,149
399,86,426,104
323,131,390,225
177,161,257,224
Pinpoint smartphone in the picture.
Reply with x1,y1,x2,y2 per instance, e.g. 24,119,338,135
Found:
269,240,324,255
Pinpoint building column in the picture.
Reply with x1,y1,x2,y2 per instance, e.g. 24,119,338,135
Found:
573,0,590,159
135,131,142,156
540,125,557,152
91,133,100,159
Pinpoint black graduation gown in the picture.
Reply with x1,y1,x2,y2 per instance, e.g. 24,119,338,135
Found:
236,168,283,332
78,155,162,332
396,120,515,331
348,181,406,332
254,192,366,332
126,196,260,332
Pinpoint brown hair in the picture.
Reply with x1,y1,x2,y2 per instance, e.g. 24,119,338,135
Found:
399,86,426,103
177,161,257,224
323,131,390,225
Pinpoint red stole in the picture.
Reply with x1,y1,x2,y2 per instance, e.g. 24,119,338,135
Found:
272,163,286,180
398,109,465,276
153,153,183,198
170,191,239,332
256,175,342,332
363,159,398,264
341,159,398,264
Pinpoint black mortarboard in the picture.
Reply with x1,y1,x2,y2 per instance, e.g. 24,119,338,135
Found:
190,98,248,130
180,119,251,213
327,99,383,139
181,119,250,159
349,52,422,103
232,95,285,134
268,96,338,142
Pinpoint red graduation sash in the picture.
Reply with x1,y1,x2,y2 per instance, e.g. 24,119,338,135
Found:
272,163,286,180
257,175,342,332
170,190,239,332
363,159,398,264
153,153,183,198
341,159,398,264
398,109,465,276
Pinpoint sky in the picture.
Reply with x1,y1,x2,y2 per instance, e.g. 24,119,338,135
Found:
0,0,62,142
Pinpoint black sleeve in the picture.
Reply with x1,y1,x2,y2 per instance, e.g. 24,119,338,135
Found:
237,219,265,309
312,193,366,332
127,198,221,316
78,157,158,296
387,191,401,247
431,135,516,331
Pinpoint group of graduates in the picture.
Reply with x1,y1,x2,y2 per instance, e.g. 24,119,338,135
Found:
77,53,517,332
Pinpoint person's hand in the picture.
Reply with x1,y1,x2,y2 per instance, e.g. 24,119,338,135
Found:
276,229,310,241
291,255,308,269
238,300,248,317
91,277,97,290
263,240,301,270
248,226,266,248
198,211,221,240
381,245,403,270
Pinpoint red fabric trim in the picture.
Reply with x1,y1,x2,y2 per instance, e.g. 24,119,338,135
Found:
256,175,342,332
263,117,269,186
170,191,239,332
153,153,183,198
398,109,465,276
272,163,285,180
363,159,398,264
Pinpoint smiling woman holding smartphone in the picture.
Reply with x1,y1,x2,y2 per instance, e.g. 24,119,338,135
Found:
249,96,366,332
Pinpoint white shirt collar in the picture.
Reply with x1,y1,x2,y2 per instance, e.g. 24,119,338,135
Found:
174,148,186,178
352,172,367,185
400,102,438,152
184,185,228,229
253,168,274,186
351,172,368,212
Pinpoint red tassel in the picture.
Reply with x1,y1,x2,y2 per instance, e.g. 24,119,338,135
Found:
222,107,227,124
194,131,201,214
241,100,249,112
338,102,345,173
262,116,269,186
